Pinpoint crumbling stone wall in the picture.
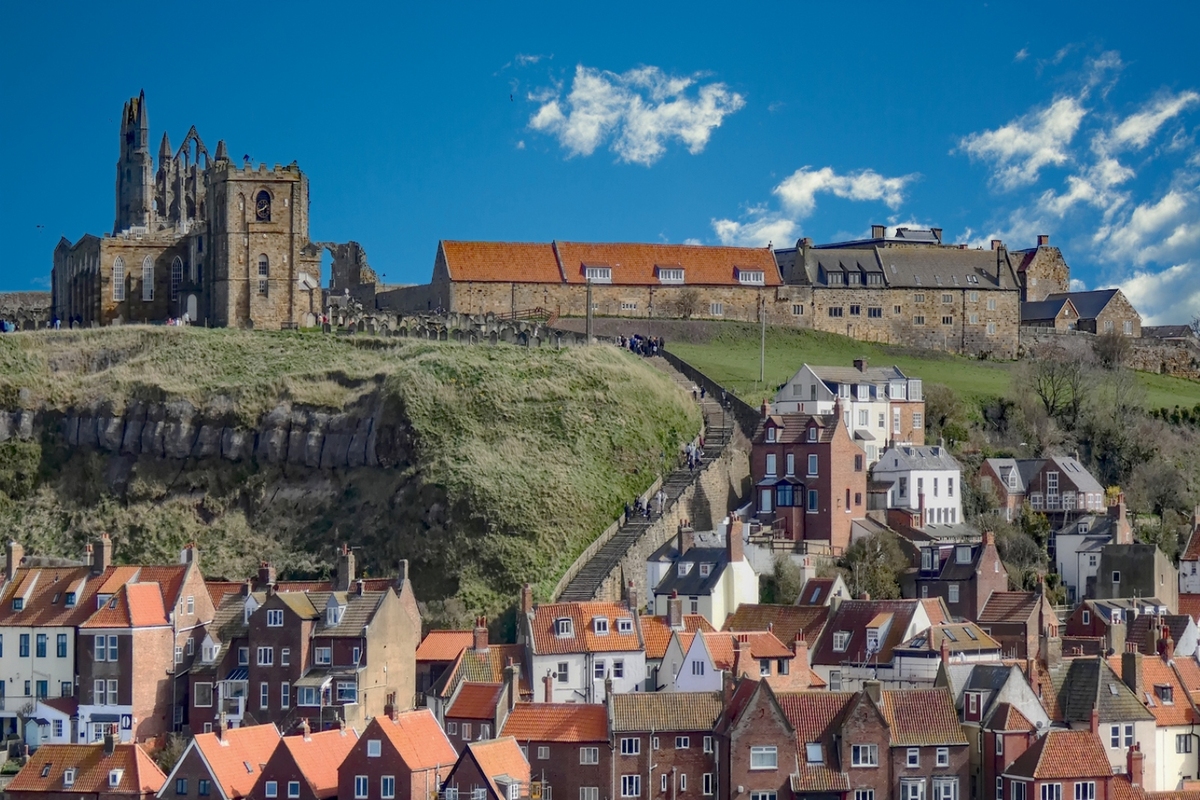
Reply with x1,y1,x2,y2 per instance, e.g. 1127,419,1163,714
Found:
1020,328,1200,381
0,292,53,329
322,241,377,293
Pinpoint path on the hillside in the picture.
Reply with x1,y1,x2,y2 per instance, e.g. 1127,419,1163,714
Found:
557,356,736,602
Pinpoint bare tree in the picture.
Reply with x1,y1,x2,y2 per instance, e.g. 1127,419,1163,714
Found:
1094,331,1133,370
1020,346,1091,432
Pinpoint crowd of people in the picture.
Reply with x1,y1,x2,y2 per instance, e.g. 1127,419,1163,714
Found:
617,333,665,357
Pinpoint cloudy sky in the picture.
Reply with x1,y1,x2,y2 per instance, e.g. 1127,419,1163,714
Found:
3,1,1199,323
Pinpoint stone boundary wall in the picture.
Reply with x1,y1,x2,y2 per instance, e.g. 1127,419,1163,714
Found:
658,350,762,440
0,292,52,330
1020,328,1200,381
324,309,592,347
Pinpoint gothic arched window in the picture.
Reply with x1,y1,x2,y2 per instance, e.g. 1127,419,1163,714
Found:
142,256,154,301
112,257,126,302
171,257,184,301
257,254,269,296
255,191,271,222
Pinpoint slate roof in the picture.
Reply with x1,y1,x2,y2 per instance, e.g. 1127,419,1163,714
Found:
723,604,829,646
652,548,729,597
1108,654,1199,727
554,241,782,286
812,599,927,665
804,244,1019,290
1021,297,1073,323
447,682,503,720
977,592,1042,624
984,456,1104,495
1044,289,1121,320
501,703,609,742
1142,325,1198,340
610,691,724,732
461,737,530,799
803,363,908,389
276,728,359,798
185,723,281,800
1048,657,1155,724
895,623,1001,654
879,688,968,745
440,241,563,284
875,445,961,472
527,602,642,655
776,691,857,794
641,614,715,660
8,742,166,795
364,710,458,772
417,630,475,662
1126,615,1194,656
1004,729,1113,780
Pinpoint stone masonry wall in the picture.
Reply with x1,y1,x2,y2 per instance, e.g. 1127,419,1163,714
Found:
1020,328,1200,381
0,292,52,329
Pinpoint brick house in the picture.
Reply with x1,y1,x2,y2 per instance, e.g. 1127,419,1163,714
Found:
774,690,858,798
425,635,529,723
715,679,797,800
1002,729,1125,800
609,692,723,800
809,598,941,690
1177,510,1200,595
417,630,475,696
441,737,531,800
750,405,868,555
7,736,166,800
979,456,1106,527
443,682,505,753
501,702,609,800
336,708,457,800
976,591,1057,660
157,722,281,800
940,662,1051,800
1063,598,1171,655
519,589,646,704
770,360,925,464
249,722,359,800
905,532,1008,622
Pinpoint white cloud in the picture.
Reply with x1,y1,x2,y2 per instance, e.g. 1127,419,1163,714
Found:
1069,278,1088,291
528,64,745,166
710,166,916,247
959,97,1087,189
1098,90,1200,153
1014,48,1029,63
516,54,549,66
515,140,525,150
1037,157,1134,217
1106,190,1200,264
1118,262,1200,325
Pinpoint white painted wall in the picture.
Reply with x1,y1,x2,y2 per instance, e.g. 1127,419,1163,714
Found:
529,650,647,703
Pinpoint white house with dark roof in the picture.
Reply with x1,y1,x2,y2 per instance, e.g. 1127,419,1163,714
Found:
873,444,963,526
647,521,758,629
771,360,924,463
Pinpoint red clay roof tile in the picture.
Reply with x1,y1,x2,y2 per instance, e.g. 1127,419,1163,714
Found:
190,723,282,799
528,602,642,655
447,682,504,721
417,631,475,662
364,710,458,772
878,688,968,746
1004,729,1112,780
501,703,608,742
9,742,165,795
278,728,359,798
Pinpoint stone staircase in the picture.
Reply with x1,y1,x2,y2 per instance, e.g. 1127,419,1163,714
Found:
556,356,736,601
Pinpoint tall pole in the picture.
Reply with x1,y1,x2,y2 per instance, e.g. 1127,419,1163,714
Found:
585,280,594,344
759,295,766,384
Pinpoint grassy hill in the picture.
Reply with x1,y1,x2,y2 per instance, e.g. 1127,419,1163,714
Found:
0,328,700,623
666,323,1200,410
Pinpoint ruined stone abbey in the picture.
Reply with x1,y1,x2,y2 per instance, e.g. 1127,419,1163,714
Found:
52,92,323,328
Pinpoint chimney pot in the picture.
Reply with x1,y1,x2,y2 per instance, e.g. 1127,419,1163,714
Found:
991,239,1003,251
871,224,886,239
473,616,489,652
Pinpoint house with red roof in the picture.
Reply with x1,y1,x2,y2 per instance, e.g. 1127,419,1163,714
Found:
156,721,281,800
1002,729,1130,800
721,602,830,662
337,708,457,800
808,597,941,690
441,737,531,800
638,593,715,691
715,679,803,800
518,586,645,703
416,628,476,696
424,623,529,723
662,630,821,692
1178,509,1200,595
7,734,166,800
249,721,359,800
500,702,610,800
1109,646,1200,791
444,682,506,754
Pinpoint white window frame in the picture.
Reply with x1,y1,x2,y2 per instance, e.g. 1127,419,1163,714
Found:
621,737,641,755
621,775,641,798
749,745,778,770
580,746,599,764
851,743,878,767
267,609,284,627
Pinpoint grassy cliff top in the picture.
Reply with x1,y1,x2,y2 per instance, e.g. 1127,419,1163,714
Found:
0,328,701,615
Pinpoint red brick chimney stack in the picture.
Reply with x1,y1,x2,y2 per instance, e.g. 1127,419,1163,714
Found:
940,634,951,665
733,633,752,678
667,591,683,630
473,616,489,653
520,584,534,616
917,493,926,529
793,631,808,666
1037,234,1050,246
543,672,554,703
1127,743,1144,787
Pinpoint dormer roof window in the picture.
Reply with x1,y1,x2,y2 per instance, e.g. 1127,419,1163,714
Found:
327,604,345,627
65,591,76,607
766,427,776,442
63,769,76,787
11,598,23,612
736,268,765,286
583,264,612,284
656,266,685,284
699,563,713,577
677,562,693,577
555,618,574,637
109,769,124,788
593,617,609,635
805,743,823,764
955,546,971,564
808,427,818,442
616,618,633,634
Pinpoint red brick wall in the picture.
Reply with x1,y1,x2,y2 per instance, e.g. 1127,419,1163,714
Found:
838,696,892,799
337,721,451,800
517,739,610,800
724,687,795,800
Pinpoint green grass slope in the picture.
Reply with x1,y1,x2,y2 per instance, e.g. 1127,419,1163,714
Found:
0,328,700,621
667,323,1200,409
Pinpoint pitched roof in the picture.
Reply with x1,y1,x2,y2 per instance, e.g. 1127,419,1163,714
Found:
501,703,609,742
554,241,782,286
1183,528,1200,563
641,614,715,660
977,592,1041,624
1107,654,1200,727
8,742,166,794
795,577,842,606
652,548,730,597
987,702,1036,732
753,412,840,445
365,710,457,771
1004,729,1113,780
895,623,1002,654
688,631,793,669
776,691,856,794
1044,289,1122,320
440,241,563,284
878,688,968,745
80,582,169,629
805,243,1019,290
189,724,282,799
1021,297,1073,322
875,445,961,473
447,682,503,720
1049,656,1155,724
431,644,529,701
1127,615,1195,656
983,457,1104,495
0,565,116,629
277,728,359,798
1142,325,1199,340
811,599,927,665
526,602,642,655
417,630,475,662
461,737,530,799
722,604,829,647
610,691,725,732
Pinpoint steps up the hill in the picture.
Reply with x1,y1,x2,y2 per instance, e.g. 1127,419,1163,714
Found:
556,356,736,602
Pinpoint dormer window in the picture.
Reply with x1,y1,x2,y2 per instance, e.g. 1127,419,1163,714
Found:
616,618,633,634
327,605,344,626
736,268,765,286
807,427,817,442
109,769,124,788
11,598,23,611
593,618,609,635
866,629,880,652
555,618,574,637
64,592,76,607
63,769,76,787
1078,522,1089,534
700,563,713,577
833,631,850,652
1156,684,1174,704
955,546,971,564
657,267,685,284
583,265,612,284
766,427,776,443
677,563,693,577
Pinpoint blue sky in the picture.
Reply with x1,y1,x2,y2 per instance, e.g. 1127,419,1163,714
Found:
3,1,1200,323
